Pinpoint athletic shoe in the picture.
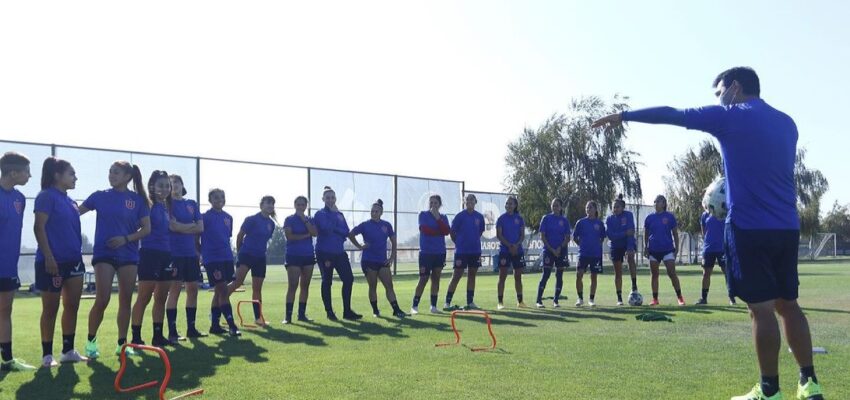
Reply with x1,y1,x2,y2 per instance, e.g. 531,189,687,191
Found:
730,299,738,306
343,311,363,321
209,325,227,335
281,319,291,325
115,344,138,357
168,333,187,342
465,303,480,310
130,339,145,346
517,302,528,308
151,336,171,347
297,315,313,322
84,338,100,359
393,309,408,318
695,298,708,305
410,306,419,315
796,378,824,400
731,384,783,400
649,299,659,306
228,328,242,337
429,306,441,314
0,358,36,372
575,299,583,307
497,303,505,310
588,300,596,307
372,311,381,318
254,319,270,327
186,328,208,338
326,311,338,321
535,302,545,309
677,297,686,306
553,301,561,308
59,350,89,363
443,305,461,312
42,355,59,368
616,301,624,306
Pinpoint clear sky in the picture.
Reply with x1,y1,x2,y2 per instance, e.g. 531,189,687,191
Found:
1,1,847,209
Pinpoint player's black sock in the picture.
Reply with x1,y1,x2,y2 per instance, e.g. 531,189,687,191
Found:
675,289,682,298
589,294,595,301
760,375,779,397
390,300,401,313
577,291,583,300
652,292,659,300
298,302,308,318
616,291,623,302
285,302,294,321
131,325,142,343
498,294,504,303
186,307,197,331
412,296,421,308
87,334,96,342
220,303,237,329
517,293,523,303
0,342,12,362
800,366,818,385
117,337,127,346
153,323,164,339
430,295,438,308
252,302,262,320
61,334,74,354
466,290,474,305
41,341,53,357
631,277,638,292
166,308,178,335
701,289,709,301
445,291,455,305
370,300,379,315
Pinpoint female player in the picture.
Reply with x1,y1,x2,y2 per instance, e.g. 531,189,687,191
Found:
495,196,526,310
644,195,685,306
536,198,571,308
314,186,361,321
282,196,317,323
228,196,278,326
410,195,450,315
605,194,639,305
572,201,606,307
444,194,485,310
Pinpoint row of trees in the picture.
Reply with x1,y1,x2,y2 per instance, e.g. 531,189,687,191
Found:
505,96,832,242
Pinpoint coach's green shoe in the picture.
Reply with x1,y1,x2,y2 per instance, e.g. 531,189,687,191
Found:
732,384,783,400
0,358,36,372
85,338,100,359
796,378,824,400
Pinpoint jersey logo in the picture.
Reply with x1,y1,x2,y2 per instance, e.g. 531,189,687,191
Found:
52,276,63,288
514,218,520,225
594,224,600,231
559,220,564,226
662,217,669,225
13,200,23,214
474,219,481,226
224,218,231,228
621,217,627,225
187,205,195,215
125,200,136,210
381,226,388,233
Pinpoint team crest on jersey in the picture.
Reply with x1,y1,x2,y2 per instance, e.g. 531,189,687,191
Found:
172,268,179,278
662,217,669,225
594,223,601,231
213,270,222,280
514,218,520,225
381,225,388,233
224,218,231,228
474,219,481,226
13,200,23,214
125,200,136,210
559,220,564,226
52,276,63,288
621,217,627,225
187,205,195,215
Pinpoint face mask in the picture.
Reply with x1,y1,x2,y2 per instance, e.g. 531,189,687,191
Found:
719,84,739,107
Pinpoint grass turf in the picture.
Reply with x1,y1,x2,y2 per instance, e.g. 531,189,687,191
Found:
1,261,848,399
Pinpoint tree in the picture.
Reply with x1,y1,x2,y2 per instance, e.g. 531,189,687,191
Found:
663,140,723,235
821,202,850,249
267,227,286,265
82,233,93,254
795,148,829,239
505,95,642,230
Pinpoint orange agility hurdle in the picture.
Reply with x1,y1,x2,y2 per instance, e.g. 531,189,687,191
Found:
114,344,204,400
435,310,497,352
236,300,266,328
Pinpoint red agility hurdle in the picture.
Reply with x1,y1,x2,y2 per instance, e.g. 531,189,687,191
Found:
114,344,204,400
236,300,266,328
435,310,497,352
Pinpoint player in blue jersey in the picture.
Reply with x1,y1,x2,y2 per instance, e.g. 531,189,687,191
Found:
605,194,639,306
282,196,317,324
573,201,606,307
81,161,151,359
201,189,240,337
34,157,89,367
349,199,405,318
697,209,736,306
495,196,526,310
593,67,823,399
314,186,362,321
130,171,177,347
444,194,486,311
536,198,571,308
410,195,450,315
642,195,685,306
228,196,278,327
165,174,206,341
0,152,34,372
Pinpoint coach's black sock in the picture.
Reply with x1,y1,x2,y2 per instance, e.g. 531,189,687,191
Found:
800,366,818,385
412,296,421,308
370,300,380,315
430,295,438,308
466,290,474,305
701,289,709,301
41,341,53,358
166,308,178,335
616,291,623,302
252,302,262,320
1,342,12,362
760,375,779,397
285,302,294,321
62,334,75,354
445,291,455,305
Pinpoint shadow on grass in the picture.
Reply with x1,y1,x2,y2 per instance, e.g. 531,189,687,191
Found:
802,306,850,315
249,325,328,347
15,363,81,400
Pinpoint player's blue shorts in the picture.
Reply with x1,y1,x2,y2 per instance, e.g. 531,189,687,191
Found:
577,257,603,274
541,249,569,268
453,254,481,270
725,223,799,303
418,253,446,276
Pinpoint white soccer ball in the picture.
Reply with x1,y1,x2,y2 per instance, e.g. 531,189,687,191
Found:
702,176,728,220
628,291,643,306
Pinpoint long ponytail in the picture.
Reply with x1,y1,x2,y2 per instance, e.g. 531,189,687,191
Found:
41,156,71,190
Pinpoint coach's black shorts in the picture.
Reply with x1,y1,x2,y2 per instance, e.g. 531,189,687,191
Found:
725,223,799,303
237,253,268,278
35,260,85,292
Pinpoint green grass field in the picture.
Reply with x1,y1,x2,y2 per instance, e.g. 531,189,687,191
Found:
2,262,848,399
